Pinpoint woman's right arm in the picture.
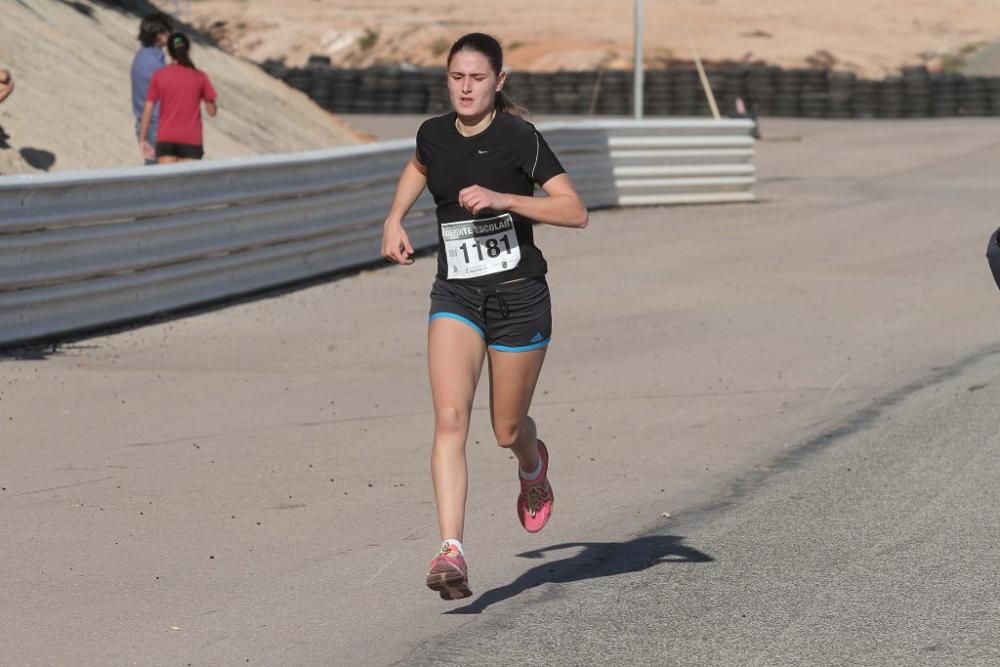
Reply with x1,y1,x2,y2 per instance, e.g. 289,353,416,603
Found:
203,75,218,117
381,155,428,265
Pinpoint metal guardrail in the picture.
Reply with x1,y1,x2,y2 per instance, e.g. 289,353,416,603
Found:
0,119,755,347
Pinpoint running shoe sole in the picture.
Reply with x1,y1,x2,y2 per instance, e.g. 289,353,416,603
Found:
425,563,472,600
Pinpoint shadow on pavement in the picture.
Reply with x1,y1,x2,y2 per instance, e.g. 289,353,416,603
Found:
57,0,95,18
446,534,712,615
0,341,101,362
19,147,56,171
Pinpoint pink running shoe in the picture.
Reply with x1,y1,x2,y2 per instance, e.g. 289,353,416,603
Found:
425,544,472,600
517,440,554,533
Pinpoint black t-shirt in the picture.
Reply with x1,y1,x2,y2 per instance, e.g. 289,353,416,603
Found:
416,111,566,286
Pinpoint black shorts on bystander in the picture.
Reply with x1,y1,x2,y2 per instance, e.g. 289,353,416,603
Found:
155,141,203,159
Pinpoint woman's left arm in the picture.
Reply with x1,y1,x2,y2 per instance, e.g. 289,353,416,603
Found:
458,174,589,228
137,100,156,161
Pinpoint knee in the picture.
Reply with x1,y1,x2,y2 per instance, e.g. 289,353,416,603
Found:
493,420,522,449
435,405,469,435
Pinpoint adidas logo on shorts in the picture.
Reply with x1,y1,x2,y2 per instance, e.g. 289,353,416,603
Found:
530,332,544,344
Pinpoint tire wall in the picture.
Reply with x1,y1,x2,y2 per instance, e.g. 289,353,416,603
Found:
265,59,1000,118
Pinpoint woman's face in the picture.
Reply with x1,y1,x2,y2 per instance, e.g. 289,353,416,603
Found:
447,50,501,120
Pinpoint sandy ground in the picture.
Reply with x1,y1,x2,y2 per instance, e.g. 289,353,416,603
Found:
169,0,1000,76
4,117,1000,664
0,0,361,176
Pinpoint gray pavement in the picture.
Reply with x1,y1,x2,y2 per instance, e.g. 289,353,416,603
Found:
407,344,1000,666
3,117,1000,665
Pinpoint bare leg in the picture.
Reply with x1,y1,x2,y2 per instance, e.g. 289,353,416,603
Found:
428,318,486,542
157,155,179,165
487,346,547,471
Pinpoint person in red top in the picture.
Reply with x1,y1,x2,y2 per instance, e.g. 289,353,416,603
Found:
138,32,218,164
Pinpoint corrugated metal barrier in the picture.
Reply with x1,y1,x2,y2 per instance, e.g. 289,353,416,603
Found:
0,119,755,346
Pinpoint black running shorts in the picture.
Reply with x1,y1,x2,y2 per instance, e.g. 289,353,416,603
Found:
156,142,204,159
429,277,551,352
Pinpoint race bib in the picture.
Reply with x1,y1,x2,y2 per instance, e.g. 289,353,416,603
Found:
442,213,521,280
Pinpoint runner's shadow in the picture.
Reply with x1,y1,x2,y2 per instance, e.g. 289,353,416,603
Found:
445,534,712,615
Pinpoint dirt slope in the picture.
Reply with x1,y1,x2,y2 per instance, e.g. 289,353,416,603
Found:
0,0,361,176
170,0,1000,76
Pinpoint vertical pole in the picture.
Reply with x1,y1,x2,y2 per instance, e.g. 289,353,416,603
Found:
633,0,644,119
690,40,721,120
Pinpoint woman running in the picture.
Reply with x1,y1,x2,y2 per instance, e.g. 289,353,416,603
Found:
380,32,588,601
138,33,217,164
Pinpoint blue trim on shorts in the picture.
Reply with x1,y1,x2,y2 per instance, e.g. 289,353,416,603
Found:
429,312,485,339
489,338,551,352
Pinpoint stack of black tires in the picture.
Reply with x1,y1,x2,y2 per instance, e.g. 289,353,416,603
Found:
827,72,855,117
665,68,706,116
902,67,932,117
263,59,1000,118
592,70,633,116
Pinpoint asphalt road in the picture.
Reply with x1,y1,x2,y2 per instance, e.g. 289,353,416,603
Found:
406,344,1000,666
3,118,1000,666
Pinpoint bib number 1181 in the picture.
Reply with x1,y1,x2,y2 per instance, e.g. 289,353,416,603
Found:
459,235,513,263
441,213,521,279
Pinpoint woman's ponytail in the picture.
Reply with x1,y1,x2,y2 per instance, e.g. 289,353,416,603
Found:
496,87,528,118
167,32,196,69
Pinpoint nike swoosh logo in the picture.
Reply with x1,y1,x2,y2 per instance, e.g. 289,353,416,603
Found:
477,149,488,154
